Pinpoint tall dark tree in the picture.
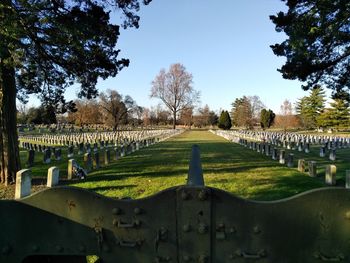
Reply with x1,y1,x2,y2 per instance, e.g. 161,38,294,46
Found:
231,95,264,128
0,0,151,185
318,99,350,128
270,0,350,99
295,86,326,128
260,109,275,129
208,111,219,126
218,110,232,130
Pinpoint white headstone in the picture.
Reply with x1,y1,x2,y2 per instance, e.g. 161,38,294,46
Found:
15,169,31,199
47,167,59,187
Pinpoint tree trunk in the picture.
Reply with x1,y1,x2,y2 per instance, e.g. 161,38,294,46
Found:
0,55,21,185
172,111,176,129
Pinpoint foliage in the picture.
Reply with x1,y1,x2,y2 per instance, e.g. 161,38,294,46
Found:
270,0,350,100
99,89,136,130
218,110,232,130
260,109,275,129
150,63,200,129
208,111,219,126
231,95,265,128
296,87,326,128
0,0,151,184
67,99,101,126
2,0,149,108
25,105,56,124
317,98,350,128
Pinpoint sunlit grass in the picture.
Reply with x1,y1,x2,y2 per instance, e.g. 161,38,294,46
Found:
11,130,350,201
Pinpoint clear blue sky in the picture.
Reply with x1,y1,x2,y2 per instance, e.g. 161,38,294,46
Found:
29,0,322,114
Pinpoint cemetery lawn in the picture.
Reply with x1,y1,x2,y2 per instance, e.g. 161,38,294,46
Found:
3,130,349,200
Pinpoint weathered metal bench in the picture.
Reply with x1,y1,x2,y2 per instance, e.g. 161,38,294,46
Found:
1,145,350,262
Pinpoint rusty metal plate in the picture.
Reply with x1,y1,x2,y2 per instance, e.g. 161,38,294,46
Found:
1,186,350,262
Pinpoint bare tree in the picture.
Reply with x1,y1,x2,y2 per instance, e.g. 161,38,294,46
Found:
274,99,300,130
99,89,136,131
151,63,200,129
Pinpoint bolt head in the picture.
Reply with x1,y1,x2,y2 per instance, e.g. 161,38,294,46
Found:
183,224,191,232
198,254,208,263
112,207,121,215
253,226,261,234
198,223,207,234
2,245,11,255
78,245,85,252
102,244,110,252
198,190,208,201
181,191,189,200
55,245,63,252
32,245,39,252
134,207,142,215
183,255,190,262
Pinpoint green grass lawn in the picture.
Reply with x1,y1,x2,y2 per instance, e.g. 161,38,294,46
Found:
5,130,350,201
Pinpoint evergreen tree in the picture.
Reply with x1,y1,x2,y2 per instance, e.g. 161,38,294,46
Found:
318,99,350,128
218,111,232,130
260,109,275,129
270,0,350,100
0,0,150,185
208,111,219,126
295,87,326,128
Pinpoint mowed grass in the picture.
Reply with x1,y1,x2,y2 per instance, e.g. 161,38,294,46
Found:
69,130,329,201
5,130,350,200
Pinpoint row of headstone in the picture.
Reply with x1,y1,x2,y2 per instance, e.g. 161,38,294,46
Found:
211,130,345,187
212,130,340,162
24,134,171,168
19,129,183,148
211,129,350,154
15,167,60,199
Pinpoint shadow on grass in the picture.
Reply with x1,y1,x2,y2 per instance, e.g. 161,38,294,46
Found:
88,185,137,192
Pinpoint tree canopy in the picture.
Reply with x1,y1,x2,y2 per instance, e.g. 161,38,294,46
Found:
150,63,200,129
218,110,232,130
231,96,265,128
0,0,151,184
270,0,350,99
317,98,350,128
296,86,326,128
260,109,275,129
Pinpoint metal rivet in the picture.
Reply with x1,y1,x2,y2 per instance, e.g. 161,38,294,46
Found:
2,245,11,255
32,245,39,252
183,224,191,232
229,227,236,233
102,244,110,252
181,191,189,200
218,223,225,229
198,223,207,234
198,254,208,263
253,226,261,234
198,190,208,201
78,245,85,252
55,245,63,252
134,207,141,215
112,207,121,215
183,255,191,262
